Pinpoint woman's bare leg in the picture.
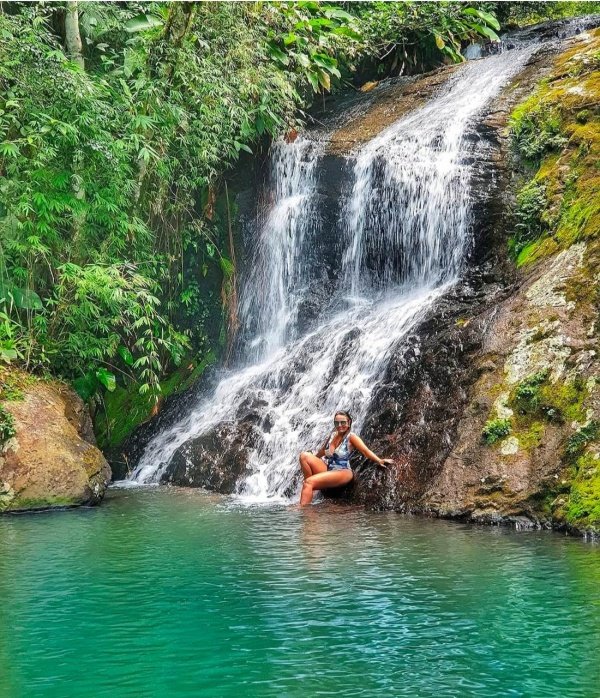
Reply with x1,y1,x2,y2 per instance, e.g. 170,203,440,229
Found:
300,470,354,506
299,451,327,480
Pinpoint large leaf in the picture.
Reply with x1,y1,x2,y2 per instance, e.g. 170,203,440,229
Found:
475,9,501,31
72,373,98,401
267,43,290,66
0,282,43,311
95,367,116,392
468,22,500,42
307,70,320,93
117,345,134,367
312,52,338,70
323,8,355,22
124,14,164,33
463,8,501,31
0,347,18,363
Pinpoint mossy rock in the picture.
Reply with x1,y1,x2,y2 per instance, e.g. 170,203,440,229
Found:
509,29,600,266
564,451,600,531
95,352,216,450
1,368,110,513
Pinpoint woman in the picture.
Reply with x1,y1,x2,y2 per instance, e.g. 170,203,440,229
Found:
298,411,394,506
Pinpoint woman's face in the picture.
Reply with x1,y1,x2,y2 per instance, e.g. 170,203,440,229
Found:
333,413,350,434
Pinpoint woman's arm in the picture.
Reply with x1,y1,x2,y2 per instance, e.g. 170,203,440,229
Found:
349,433,393,467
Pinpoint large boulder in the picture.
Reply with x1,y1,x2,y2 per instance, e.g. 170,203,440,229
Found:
0,370,111,512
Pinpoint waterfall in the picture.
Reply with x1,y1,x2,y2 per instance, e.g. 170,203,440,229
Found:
130,46,535,500
238,137,323,361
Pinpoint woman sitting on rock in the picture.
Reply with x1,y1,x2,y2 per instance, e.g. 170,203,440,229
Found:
298,410,394,506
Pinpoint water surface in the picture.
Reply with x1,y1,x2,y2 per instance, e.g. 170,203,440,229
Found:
1,488,599,697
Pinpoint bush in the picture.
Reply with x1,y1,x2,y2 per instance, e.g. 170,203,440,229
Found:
510,101,567,163
482,418,512,445
565,421,600,458
0,405,16,444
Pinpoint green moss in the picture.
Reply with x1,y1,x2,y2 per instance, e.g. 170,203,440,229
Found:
482,418,512,445
508,29,600,267
509,87,565,163
513,421,546,450
575,109,591,125
0,367,35,401
6,495,81,511
95,351,216,449
565,451,600,530
565,420,600,458
540,377,588,424
509,371,588,425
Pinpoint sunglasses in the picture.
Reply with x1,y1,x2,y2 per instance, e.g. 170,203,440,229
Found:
334,420,348,426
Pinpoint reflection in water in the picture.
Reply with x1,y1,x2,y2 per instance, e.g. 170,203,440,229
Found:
1,488,600,698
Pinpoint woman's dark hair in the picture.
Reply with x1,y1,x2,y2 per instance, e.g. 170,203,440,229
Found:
334,410,352,428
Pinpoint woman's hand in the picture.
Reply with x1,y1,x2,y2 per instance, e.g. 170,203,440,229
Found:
378,458,394,468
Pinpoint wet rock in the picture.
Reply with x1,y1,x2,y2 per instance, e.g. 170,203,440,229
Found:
165,420,258,492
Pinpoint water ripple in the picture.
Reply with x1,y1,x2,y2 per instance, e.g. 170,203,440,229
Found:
1,488,600,698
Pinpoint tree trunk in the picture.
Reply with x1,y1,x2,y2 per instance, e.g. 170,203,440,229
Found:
148,2,197,83
64,1,84,70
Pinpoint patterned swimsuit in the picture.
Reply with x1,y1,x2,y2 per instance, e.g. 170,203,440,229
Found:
324,432,354,471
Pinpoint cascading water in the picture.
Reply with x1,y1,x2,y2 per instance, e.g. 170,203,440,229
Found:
130,45,536,501
239,138,323,361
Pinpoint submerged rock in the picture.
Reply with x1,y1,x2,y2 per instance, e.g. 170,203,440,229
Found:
0,369,111,512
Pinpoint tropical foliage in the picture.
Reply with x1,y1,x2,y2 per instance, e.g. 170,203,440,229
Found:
0,1,591,415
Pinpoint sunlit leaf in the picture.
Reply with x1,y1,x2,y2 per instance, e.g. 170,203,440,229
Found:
124,14,163,33
96,367,116,392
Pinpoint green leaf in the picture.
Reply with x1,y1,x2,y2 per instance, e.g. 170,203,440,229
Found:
0,283,43,311
480,25,500,42
323,8,355,22
0,348,17,363
117,345,134,366
219,256,234,277
473,8,501,31
312,53,337,70
96,367,116,392
296,53,311,68
332,26,361,41
468,22,500,42
234,140,253,154
434,33,445,50
307,71,319,93
255,114,266,135
124,14,164,33
0,141,20,158
73,373,98,401
267,43,290,66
